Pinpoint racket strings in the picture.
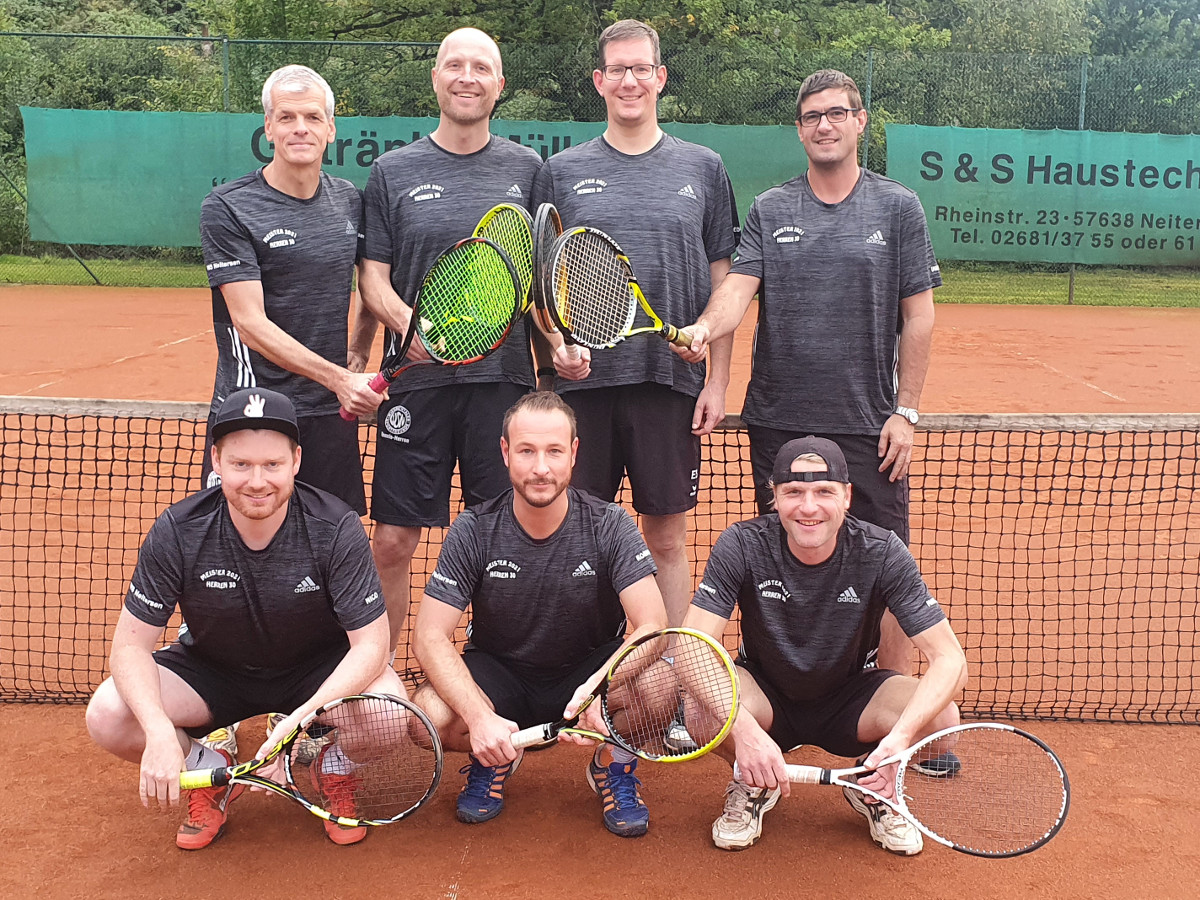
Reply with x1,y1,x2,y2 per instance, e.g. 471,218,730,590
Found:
477,210,534,300
898,727,1068,855
553,233,636,348
293,697,440,823
419,243,518,362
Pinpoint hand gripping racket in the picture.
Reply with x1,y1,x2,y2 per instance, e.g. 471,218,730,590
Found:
179,694,443,829
544,227,693,359
738,722,1070,857
530,202,563,334
511,627,738,762
473,203,534,311
340,237,521,419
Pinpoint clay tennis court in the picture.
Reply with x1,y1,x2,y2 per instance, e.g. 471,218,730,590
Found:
2,285,1199,897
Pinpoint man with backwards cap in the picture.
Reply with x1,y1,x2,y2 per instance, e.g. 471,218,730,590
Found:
86,388,405,850
681,436,967,856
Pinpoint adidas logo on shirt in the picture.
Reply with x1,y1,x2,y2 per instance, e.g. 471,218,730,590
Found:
836,586,861,604
344,218,356,235
294,576,320,594
865,230,887,245
572,560,597,578
677,184,698,200
506,184,523,198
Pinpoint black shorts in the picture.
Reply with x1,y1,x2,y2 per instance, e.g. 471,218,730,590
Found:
747,426,909,543
372,382,528,527
738,659,898,759
461,639,622,729
562,384,700,516
203,411,366,515
154,643,347,739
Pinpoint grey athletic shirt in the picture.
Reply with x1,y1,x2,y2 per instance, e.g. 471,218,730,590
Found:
691,513,946,703
531,134,738,398
200,169,363,417
362,135,542,390
733,170,942,434
424,487,658,672
125,482,384,674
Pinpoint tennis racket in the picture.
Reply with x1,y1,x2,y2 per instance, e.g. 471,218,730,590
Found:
544,226,693,359
530,202,563,334
339,237,521,420
738,722,1069,857
511,627,738,762
473,203,534,310
179,694,443,829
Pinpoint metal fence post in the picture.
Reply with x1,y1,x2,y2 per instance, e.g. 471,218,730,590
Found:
1068,56,1089,305
222,38,231,112
862,48,874,169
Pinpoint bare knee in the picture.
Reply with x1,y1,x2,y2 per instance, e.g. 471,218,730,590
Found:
641,513,688,557
372,524,421,569
86,678,138,756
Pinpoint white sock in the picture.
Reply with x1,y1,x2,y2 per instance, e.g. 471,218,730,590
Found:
320,743,359,775
611,746,636,766
184,740,221,770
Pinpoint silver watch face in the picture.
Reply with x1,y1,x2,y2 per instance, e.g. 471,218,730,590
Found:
898,408,919,424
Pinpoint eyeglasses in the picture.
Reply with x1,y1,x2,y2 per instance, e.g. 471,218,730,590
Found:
601,64,659,81
798,106,862,127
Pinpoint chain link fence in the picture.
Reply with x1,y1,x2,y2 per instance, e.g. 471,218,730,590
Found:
1,32,1198,303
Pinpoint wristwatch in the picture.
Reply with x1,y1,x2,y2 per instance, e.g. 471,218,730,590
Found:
895,406,920,425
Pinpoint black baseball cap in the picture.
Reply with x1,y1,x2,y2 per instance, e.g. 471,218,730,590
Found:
211,388,300,443
771,436,851,485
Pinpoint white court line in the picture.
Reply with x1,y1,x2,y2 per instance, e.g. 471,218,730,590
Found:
12,330,210,396
1014,351,1127,402
443,837,471,900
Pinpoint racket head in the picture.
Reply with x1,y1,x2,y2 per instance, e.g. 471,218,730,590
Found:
473,203,534,308
599,627,738,762
530,202,562,333
545,227,637,350
893,722,1070,857
284,693,443,826
412,237,521,365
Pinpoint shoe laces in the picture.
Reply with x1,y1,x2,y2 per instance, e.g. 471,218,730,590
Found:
604,763,643,810
720,779,755,826
459,757,507,801
873,804,917,839
317,769,360,816
184,785,225,827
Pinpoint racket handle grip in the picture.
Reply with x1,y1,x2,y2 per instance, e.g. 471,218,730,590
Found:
338,372,391,421
733,762,826,785
565,343,582,360
511,725,554,750
180,766,232,790
663,325,695,349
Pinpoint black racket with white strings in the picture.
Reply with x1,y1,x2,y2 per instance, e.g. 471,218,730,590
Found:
530,201,563,334
738,722,1069,857
179,694,443,829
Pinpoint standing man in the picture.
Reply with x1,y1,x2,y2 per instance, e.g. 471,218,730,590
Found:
684,437,966,855
413,392,668,837
678,69,941,676
85,389,405,850
359,28,542,655
531,19,739,634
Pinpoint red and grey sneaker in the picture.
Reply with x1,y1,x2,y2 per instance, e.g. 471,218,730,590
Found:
312,744,366,846
176,749,245,851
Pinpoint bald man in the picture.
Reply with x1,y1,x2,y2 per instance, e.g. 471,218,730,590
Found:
358,29,542,655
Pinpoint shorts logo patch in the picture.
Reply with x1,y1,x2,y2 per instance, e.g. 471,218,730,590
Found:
773,226,804,244
572,560,596,578
757,579,792,603
383,405,412,442
294,576,320,593
486,559,521,580
200,568,241,589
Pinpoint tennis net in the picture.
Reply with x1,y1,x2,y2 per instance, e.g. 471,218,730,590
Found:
2,398,1197,723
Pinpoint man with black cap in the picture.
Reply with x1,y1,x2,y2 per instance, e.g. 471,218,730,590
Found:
681,436,966,856
86,388,404,850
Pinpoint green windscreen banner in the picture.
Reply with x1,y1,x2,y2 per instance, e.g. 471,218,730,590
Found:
20,108,805,247
887,125,1200,265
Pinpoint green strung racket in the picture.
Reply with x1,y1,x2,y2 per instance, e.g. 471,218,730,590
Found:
474,203,534,311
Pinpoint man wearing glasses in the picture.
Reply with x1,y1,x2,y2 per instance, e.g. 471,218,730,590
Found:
676,69,942,683
531,20,739,653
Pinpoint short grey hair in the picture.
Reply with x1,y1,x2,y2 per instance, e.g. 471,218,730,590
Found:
262,65,335,118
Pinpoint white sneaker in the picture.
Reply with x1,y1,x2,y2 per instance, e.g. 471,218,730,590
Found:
664,717,699,754
712,779,781,850
842,786,923,856
199,722,239,760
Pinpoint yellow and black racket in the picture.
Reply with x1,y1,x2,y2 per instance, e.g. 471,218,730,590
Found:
530,201,563,334
473,203,534,310
339,236,521,419
511,627,738,763
179,694,443,829
545,227,693,358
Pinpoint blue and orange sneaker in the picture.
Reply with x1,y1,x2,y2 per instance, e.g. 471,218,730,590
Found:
456,752,522,824
586,747,649,837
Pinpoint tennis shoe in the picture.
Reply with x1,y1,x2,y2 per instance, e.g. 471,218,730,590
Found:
267,711,325,766
711,779,780,850
456,752,523,824
663,716,699,754
313,744,366,845
910,751,963,778
176,749,245,850
843,785,923,856
199,722,238,760
586,749,649,837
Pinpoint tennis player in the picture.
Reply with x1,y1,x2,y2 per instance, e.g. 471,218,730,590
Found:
358,28,542,655
683,437,966,855
412,391,668,837
677,69,942,680
530,19,739,636
85,388,405,850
